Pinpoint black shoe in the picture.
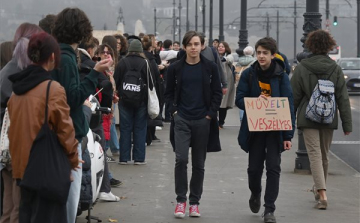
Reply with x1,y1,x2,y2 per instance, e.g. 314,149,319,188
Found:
263,212,276,223
110,178,123,187
152,136,160,141
249,193,261,213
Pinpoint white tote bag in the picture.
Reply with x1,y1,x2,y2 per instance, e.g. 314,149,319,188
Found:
145,60,160,119
0,108,11,168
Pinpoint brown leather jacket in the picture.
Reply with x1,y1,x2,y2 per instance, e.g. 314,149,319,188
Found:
8,80,79,179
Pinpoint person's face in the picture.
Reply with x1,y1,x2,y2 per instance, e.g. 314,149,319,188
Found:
88,46,97,58
184,36,202,59
256,46,274,70
116,39,121,52
173,43,180,51
212,41,219,48
100,46,111,60
217,43,225,55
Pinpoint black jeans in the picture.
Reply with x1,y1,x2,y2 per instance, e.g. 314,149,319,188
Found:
248,131,281,214
19,187,67,223
174,114,210,205
218,108,228,126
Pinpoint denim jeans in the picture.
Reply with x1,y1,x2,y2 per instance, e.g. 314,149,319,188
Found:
118,101,147,162
174,114,210,205
66,143,82,223
248,131,281,214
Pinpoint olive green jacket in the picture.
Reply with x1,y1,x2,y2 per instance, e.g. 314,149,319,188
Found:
290,54,352,132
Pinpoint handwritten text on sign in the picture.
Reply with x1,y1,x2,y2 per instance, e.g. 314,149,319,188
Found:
244,97,292,132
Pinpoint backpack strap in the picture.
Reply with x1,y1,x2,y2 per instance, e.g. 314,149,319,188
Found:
123,57,146,72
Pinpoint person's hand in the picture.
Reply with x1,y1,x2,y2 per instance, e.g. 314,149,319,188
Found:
158,64,165,70
73,159,85,171
113,94,119,103
83,100,92,108
94,58,113,73
222,88,228,95
344,132,351,135
283,141,292,150
205,115,211,120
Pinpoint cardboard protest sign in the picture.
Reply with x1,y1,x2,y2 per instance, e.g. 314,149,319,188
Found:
244,97,292,132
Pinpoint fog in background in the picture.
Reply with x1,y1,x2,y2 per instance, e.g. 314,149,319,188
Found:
0,0,358,60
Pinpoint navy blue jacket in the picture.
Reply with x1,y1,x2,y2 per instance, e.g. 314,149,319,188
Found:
165,54,223,152
235,59,295,153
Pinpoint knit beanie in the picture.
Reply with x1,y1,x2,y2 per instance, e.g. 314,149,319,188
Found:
128,39,143,53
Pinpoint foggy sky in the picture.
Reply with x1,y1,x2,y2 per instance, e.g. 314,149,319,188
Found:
0,0,358,59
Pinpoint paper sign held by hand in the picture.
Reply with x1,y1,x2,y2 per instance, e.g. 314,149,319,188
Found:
244,97,292,132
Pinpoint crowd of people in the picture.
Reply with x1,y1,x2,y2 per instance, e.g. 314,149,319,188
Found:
0,6,353,223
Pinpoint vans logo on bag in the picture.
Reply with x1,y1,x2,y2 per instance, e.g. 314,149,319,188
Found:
123,83,141,92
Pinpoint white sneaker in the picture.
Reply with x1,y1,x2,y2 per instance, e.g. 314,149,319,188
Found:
155,126,162,130
98,192,120,202
134,161,147,165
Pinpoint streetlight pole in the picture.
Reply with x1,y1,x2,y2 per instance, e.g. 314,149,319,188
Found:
219,0,224,41
173,0,176,42
202,0,206,34
266,13,270,37
357,0,360,57
154,8,157,36
195,0,198,31
294,0,297,62
209,0,213,46
186,0,189,31
179,0,182,42
236,0,248,57
295,0,322,174
276,10,279,46
325,0,330,30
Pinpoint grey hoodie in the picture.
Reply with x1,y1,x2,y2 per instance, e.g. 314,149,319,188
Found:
237,55,256,67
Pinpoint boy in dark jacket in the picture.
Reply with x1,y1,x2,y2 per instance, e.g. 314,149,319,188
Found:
235,37,295,223
165,31,222,218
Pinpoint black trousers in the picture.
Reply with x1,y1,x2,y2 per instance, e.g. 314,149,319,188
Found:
174,114,210,205
218,108,228,126
248,131,281,214
92,125,111,193
19,187,67,223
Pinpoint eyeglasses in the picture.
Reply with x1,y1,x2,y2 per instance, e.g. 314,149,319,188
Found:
100,51,110,55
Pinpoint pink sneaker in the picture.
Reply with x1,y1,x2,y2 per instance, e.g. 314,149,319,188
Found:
189,204,201,217
174,202,186,218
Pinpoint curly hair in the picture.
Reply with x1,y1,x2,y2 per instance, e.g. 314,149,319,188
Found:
114,34,128,55
305,29,337,55
52,8,93,44
38,14,56,34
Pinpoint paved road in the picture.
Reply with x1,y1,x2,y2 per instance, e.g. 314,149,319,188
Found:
77,108,359,223
331,95,360,172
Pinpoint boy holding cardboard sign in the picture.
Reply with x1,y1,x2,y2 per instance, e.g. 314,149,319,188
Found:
235,37,295,223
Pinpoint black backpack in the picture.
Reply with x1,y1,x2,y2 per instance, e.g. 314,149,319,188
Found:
121,58,147,107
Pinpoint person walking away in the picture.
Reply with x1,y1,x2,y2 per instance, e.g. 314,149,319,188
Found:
235,37,295,223
0,23,42,223
51,8,113,223
7,32,79,223
290,30,352,210
165,31,222,218
113,39,150,165
217,41,236,129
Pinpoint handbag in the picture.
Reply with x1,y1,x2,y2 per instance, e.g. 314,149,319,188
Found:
0,108,11,167
145,60,160,119
20,80,72,204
